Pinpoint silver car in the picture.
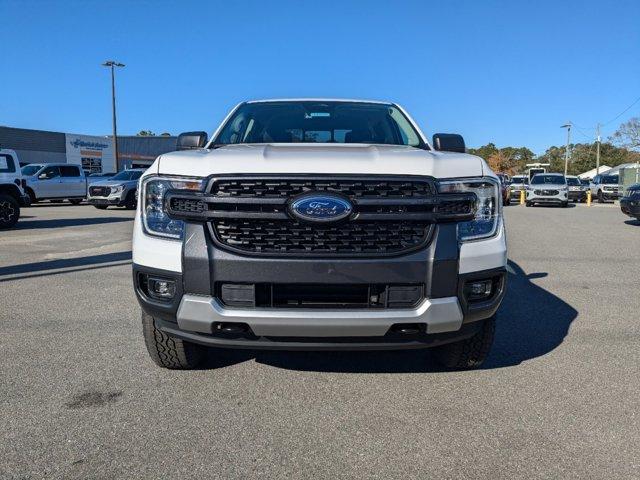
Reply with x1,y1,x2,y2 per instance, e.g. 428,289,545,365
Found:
526,173,569,208
87,169,145,210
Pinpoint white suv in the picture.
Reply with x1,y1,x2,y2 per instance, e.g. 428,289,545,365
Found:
0,148,31,228
132,99,507,370
525,173,569,207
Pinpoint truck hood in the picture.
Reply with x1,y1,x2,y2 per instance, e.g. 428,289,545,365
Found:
155,144,487,179
89,179,137,187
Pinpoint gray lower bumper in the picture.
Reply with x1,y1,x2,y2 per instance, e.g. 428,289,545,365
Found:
176,295,464,337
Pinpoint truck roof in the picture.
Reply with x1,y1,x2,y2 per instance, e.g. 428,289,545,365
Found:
245,98,393,105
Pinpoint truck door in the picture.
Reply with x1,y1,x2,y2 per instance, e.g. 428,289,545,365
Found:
36,166,62,197
59,165,85,197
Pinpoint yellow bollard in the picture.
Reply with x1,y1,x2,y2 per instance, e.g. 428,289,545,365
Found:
520,190,525,205
586,190,591,206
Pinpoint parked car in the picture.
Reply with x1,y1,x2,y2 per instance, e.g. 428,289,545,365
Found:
565,175,587,202
620,184,640,221
509,175,529,201
496,173,511,206
0,148,31,228
589,174,620,203
525,173,569,207
133,98,507,370
21,163,87,204
87,168,145,209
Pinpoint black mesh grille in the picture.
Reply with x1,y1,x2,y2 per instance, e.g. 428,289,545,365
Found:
213,219,431,255
169,196,205,214
211,178,434,198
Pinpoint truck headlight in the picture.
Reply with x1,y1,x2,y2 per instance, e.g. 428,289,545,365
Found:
141,175,205,239
110,185,124,195
438,177,501,241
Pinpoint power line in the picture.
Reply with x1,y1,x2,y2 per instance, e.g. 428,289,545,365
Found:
601,95,640,127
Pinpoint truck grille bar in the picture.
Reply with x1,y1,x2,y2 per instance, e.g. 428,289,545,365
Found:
165,176,477,257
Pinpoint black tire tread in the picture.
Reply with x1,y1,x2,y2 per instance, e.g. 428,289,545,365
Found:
141,311,203,369
0,193,20,229
433,317,495,369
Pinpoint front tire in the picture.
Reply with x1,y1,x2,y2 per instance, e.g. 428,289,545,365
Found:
0,194,20,229
432,316,495,369
598,190,605,203
525,201,532,207
124,190,137,210
141,311,203,369
26,188,37,204
93,205,108,210
561,201,568,208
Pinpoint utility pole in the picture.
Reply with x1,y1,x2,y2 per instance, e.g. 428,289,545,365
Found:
595,123,601,176
102,60,125,171
561,123,572,176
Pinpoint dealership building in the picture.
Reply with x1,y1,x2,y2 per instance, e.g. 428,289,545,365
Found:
0,126,178,174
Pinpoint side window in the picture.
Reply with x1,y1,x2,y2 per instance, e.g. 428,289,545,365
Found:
60,165,80,177
40,166,60,179
0,154,16,173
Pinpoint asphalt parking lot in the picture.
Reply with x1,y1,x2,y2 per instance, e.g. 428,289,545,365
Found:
1,202,639,479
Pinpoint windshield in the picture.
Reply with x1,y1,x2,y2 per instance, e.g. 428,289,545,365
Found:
566,177,581,186
110,170,143,181
531,175,566,185
213,101,425,147
21,165,42,176
601,175,618,184
512,176,528,184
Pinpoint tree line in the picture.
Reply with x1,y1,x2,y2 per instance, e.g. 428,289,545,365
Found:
468,117,640,176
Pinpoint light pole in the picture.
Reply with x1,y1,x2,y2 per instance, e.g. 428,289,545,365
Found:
561,123,572,176
102,60,125,171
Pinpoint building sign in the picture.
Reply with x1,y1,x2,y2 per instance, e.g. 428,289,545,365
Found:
65,134,115,174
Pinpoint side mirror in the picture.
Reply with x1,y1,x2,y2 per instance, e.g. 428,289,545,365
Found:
177,131,208,150
38,173,48,180
432,133,466,153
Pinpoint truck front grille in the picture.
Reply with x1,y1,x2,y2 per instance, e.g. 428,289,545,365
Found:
213,219,433,255
166,175,477,258
534,189,559,196
89,186,111,197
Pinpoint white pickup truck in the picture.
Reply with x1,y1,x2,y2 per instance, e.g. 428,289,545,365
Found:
21,163,87,204
132,99,507,370
0,148,31,228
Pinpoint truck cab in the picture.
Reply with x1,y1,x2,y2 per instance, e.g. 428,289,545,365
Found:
0,148,30,228
21,163,87,204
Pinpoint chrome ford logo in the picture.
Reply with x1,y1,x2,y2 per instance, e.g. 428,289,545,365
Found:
290,193,353,223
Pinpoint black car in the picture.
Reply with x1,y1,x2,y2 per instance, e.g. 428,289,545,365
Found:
620,184,640,221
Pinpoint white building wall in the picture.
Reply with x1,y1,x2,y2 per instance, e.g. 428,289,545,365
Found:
65,134,116,174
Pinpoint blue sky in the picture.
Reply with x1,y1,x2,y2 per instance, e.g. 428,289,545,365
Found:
1,0,639,154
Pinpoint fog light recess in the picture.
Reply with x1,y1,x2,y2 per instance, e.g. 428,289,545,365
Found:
147,277,176,300
465,280,493,302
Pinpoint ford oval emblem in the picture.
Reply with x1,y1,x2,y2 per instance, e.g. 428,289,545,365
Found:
289,193,353,223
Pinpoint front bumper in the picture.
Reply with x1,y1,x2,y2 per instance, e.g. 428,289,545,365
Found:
527,191,568,204
87,194,125,206
601,190,621,200
568,190,586,201
133,222,507,350
620,197,640,217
